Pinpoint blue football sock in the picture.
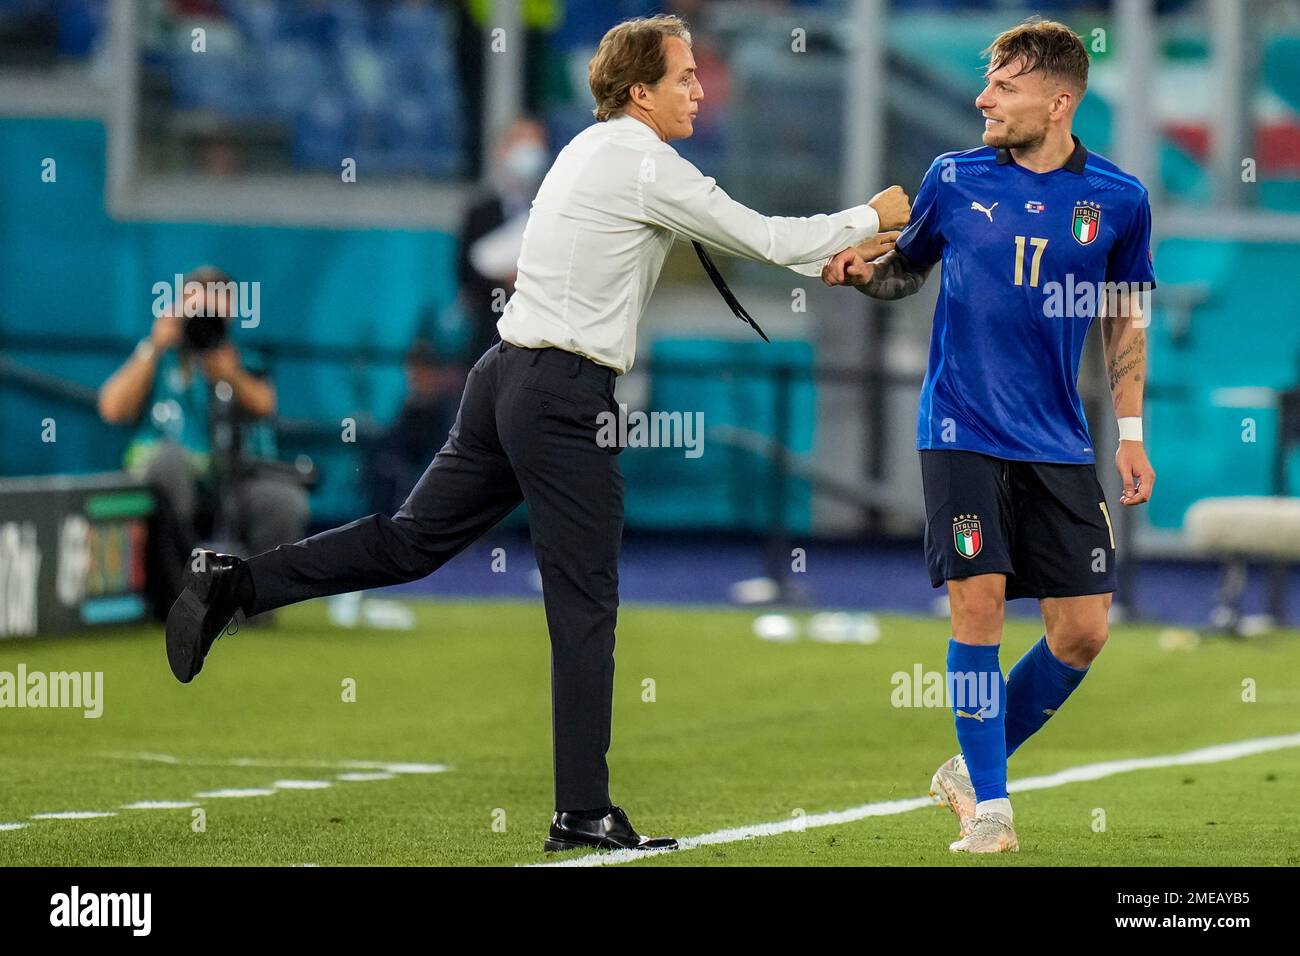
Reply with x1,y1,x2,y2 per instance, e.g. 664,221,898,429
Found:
1004,635,1089,758
947,639,1007,804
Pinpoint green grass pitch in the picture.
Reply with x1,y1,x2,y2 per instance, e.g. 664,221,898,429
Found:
2,600,1298,866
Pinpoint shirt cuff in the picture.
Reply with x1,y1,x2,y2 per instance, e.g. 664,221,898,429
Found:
786,204,881,278
843,203,880,244
786,259,827,278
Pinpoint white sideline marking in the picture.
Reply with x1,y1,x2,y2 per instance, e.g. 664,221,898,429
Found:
131,751,180,764
110,753,448,774
2,755,451,835
533,731,1300,867
375,762,448,775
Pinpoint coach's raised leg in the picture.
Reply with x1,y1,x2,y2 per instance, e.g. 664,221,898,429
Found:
164,349,525,683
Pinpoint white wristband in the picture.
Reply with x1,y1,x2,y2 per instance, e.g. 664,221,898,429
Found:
1118,417,1143,442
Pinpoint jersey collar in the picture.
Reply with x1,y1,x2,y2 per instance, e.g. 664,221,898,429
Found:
995,134,1088,174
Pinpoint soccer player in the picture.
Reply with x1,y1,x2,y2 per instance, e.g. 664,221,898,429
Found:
823,18,1156,852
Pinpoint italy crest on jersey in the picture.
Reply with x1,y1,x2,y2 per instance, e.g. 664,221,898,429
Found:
1072,201,1101,245
953,515,983,559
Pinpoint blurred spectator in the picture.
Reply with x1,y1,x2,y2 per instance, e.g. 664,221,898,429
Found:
367,339,463,517
455,0,561,174
456,116,549,364
97,265,309,617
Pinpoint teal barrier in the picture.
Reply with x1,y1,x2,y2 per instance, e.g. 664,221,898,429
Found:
1147,238,1300,529
626,337,817,533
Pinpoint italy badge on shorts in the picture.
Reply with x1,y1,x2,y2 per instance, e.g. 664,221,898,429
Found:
1072,201,1101,245
953,514,983,559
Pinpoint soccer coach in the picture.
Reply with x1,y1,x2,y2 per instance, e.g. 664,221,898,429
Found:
165,14,911,853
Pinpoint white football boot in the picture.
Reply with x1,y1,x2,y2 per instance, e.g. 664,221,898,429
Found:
948,812,1019,853
929,754,977,837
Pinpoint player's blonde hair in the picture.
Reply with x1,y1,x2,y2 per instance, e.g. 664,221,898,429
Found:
588,15,693,122
984,16,1089,93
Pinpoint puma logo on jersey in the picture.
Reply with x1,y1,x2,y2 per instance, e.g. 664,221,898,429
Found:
970,201,998,222
956,709,986,723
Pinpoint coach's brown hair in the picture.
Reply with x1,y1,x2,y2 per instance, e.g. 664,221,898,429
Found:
984,16,1089,93
588,15,692,122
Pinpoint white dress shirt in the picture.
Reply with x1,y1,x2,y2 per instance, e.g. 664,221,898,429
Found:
495,113,880,373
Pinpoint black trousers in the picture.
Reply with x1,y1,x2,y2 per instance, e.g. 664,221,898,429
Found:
245,341,623,810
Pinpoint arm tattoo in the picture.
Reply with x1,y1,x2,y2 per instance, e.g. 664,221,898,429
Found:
1107,331,1146,392
1108,359,1144,391
856,251,933,301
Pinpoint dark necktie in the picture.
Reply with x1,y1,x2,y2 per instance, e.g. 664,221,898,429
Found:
691,241,770,342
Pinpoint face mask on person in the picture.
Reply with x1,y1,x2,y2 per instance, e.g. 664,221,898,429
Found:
496,142,548,197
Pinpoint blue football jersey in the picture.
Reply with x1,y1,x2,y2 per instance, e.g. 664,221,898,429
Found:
896,136,1156,464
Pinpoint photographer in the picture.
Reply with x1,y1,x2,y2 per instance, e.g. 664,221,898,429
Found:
98,266,309,617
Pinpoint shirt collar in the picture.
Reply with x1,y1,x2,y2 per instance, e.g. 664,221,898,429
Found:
996,134,1088,174
606,113,661,142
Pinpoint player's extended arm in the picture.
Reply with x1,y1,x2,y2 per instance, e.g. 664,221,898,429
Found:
821,246,933,300
1101,287,1156,505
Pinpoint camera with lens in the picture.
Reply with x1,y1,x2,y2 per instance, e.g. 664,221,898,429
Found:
179,265,235,354
182,311,229,353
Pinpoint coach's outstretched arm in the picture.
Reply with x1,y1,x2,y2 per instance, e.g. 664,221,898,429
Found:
636,146,910,270
822,150,944,296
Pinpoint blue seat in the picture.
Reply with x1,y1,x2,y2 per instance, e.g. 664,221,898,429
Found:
286,0,367,49
169,51,252,114
261,40,326,120
292,93,351,169
380,2,449,53
223,0,289,46
54,0,105,58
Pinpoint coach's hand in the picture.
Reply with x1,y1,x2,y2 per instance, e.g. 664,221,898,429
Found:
1116,440,1155,506
821,232,900,287
868,185,911,231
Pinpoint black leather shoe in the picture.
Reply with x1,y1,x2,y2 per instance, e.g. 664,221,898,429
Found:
165,550,248,683
543,806,679,853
